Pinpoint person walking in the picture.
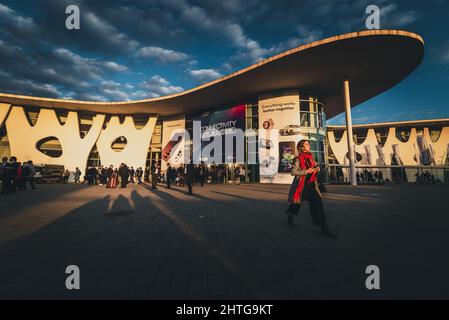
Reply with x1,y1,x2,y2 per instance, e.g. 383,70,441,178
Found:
286,140,337,238
185,161,194,195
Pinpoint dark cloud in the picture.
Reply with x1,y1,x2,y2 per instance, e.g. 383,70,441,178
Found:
0,0,435,106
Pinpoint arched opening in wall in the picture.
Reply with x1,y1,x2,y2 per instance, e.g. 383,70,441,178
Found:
374,128,388,147
24,106,41,126
395,127,411,142
118,115,126,124
0,126,11,159
133,115,149,129
146,120,163,171
36,137,63,158
429,126,442,142
353,128,368,145
79,113,95,139
332,130,344,143
111,136,127,152
56,109,69,125
416,127,424,136
87,145,101,168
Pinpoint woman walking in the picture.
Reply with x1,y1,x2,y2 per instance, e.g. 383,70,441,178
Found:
286,140,337,238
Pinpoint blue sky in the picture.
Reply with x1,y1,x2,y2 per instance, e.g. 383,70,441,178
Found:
0,0,448,124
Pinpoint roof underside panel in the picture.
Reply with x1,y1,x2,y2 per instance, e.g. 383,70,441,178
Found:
0,30,424,118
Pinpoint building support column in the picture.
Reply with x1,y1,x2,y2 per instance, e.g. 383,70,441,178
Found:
344,79,357,186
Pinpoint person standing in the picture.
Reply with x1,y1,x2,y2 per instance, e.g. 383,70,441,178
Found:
24,160,37,190
15,162,26,191
151,161,159,189
119,163,129,188
99,166,106,185
199,163,205,187
106,165,113,186
136,167,143,184
1,157,11,195
74,167,81,183
107,168,118,188
166,163,173,189
235,167,241,185
86,166,94,185
185,161,194,195
240,166,246,184
286,140,337,238
63,169,70,184
9,157,19,193
129,166,135,184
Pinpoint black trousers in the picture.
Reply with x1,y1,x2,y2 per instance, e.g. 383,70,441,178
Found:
186,178,193,194
120,176,127,188
166,177,171,189
151,174,157,189
286,182,327,227
1,176,11,194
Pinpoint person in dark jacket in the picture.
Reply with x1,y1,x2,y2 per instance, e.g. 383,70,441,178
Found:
185,161,195,195
118,163,129,188
149,161,158,189
166,163,173,189
286,140,337,238
1,156,11,195
9,156,19,193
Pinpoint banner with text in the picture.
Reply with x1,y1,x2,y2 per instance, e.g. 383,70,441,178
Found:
258,90,302,184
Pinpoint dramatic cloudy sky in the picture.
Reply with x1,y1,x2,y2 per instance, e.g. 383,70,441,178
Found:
0,0,448,124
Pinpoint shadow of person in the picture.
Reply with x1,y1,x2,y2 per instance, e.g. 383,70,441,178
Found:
105,194,134,217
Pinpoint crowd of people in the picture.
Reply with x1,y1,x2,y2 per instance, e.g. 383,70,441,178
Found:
80,164,145,188
1,156,38,195
77,161,249,195
1,154,253,197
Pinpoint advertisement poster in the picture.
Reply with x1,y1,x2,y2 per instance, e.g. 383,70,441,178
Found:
278,141,296,173
161,117,185,171
197,104,246,163
258,90,302,184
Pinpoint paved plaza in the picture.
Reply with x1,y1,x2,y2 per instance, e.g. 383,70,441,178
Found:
0,182,448,299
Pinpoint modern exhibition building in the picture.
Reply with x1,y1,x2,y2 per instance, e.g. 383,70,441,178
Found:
2,29,444,185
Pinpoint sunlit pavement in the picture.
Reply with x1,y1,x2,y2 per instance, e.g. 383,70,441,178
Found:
0,182,448,299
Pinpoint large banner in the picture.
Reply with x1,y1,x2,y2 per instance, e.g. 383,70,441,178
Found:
161,116,186,171
258,90,302,184
197,104,246,164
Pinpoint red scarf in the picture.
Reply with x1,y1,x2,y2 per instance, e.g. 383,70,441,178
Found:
298,151,317,183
